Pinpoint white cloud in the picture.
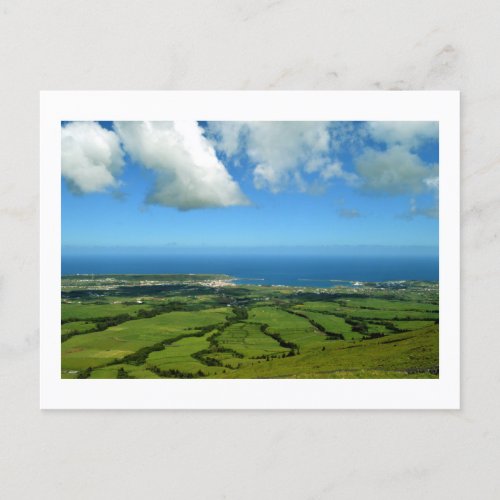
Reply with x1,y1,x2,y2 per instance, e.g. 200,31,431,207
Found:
355,145,438,195
63,120,440,219
424,176,439,190
367,122,438,148
330,121,369,152
205,122,245,158
337,208,361,218
404,198,438,219
247,122,331,192
114,121,249,211
207,121,438,196
61,122,124,193
320,161,359,185
208,122,358,193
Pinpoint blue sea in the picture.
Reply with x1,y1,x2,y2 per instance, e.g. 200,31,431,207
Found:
61,254,438,287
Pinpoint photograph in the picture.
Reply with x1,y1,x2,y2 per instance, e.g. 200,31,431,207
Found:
60,119,440,380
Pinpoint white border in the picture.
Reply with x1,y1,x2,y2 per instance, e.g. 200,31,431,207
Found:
40,91,460,409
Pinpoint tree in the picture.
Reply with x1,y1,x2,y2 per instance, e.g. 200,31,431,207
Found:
77,367,92,379
117,367,133,379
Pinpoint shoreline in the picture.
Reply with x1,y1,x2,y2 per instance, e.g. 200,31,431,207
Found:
61,273,438,291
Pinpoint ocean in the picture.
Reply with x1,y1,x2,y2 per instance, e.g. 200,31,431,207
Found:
61,254,439,287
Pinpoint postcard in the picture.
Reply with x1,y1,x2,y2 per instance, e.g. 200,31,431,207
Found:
40,91,460,409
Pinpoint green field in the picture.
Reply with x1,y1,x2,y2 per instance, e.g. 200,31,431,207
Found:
61,274,439,379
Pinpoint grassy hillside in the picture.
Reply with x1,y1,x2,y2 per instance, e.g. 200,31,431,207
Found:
61,275,439,379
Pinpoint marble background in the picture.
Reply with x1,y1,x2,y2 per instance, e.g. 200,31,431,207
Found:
1,1,499,498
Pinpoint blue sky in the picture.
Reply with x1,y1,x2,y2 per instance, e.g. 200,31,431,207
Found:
61,121,438,255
